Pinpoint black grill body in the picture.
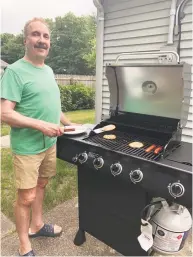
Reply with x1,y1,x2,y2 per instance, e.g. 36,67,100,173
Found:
57,129,192,256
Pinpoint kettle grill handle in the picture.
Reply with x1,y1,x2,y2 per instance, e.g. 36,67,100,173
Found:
115,51,179,64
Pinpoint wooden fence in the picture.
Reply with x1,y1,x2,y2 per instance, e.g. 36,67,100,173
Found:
55,74,96,89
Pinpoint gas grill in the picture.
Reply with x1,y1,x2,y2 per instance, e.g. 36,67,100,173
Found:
57,55,192,256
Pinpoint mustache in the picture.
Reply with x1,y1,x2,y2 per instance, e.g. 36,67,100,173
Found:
34,43,48,50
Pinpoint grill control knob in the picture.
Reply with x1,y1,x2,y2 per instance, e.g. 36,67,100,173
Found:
93,157,104,169
78,152,88,164
72,155,78,163
168,181,185,198
130,169,143,184
110,163,122,176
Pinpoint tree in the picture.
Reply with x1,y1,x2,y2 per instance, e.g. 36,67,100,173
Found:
1,33,24,64
81,14,96,73
82,37,96,72
46,12,96,74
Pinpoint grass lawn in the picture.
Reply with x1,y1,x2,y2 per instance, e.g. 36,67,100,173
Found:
1,124,11,136
65,109,95,124
1,109,95,221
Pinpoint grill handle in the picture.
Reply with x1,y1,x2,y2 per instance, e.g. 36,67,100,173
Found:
115,51,180,63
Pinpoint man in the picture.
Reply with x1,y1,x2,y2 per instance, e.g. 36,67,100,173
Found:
1,18,72,256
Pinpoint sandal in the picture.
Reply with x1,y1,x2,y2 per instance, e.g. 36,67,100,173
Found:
19,249,35,256
29,224,62,238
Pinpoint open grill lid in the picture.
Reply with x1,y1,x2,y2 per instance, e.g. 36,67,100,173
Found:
105,63,191,131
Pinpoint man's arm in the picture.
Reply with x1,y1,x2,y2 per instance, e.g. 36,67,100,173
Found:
1,99,41,129
1,99,63,137
60,112,72,126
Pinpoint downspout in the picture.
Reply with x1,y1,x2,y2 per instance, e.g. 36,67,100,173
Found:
167,0,177,44
93,0,104,123
174,0,191,35
174,0,191,58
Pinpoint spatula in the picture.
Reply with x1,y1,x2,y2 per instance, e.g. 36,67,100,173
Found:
93,124,116,134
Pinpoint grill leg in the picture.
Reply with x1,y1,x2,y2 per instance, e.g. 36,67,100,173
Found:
74,229,86,246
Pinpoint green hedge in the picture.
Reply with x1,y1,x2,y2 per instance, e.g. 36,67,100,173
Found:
58,84,95,112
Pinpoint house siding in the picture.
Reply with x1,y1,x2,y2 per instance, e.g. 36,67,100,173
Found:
100,0,192,142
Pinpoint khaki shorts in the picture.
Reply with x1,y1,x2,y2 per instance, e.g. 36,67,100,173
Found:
13,144,56,189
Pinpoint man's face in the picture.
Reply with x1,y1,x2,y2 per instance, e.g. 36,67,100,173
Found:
24,21,50,60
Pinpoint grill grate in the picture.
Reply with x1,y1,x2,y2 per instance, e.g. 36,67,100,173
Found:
84,131,166,161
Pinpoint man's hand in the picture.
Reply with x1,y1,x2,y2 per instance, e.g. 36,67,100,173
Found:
38,120,64,137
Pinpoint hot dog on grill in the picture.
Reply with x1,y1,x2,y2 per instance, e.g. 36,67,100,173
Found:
154,146,163,154
145,144,156,153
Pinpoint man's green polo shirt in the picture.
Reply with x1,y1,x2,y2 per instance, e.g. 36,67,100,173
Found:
1,59,61,155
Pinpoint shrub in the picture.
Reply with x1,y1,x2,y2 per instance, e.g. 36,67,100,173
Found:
58,84,95,112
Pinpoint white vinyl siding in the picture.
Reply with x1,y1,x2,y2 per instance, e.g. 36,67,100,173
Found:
100,0,192,142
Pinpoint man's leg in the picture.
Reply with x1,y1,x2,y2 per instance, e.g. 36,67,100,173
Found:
30,177,48,232
15,188,36,255
29,145,62,235
13,152,44,255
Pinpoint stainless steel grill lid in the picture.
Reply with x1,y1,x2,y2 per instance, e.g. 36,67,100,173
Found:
105,63,191,126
